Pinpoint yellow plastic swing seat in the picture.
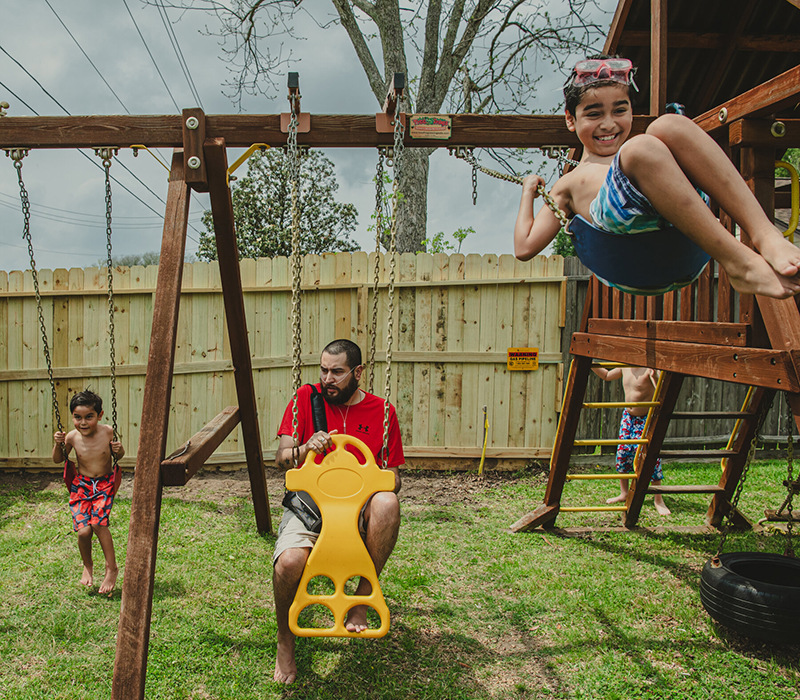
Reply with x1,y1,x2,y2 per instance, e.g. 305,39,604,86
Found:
286,433,395,638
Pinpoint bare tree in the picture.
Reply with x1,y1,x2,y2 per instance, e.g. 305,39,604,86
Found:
153,0,603,252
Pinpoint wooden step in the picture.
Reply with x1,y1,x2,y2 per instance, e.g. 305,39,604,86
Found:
670,411,755,420
647,484,725,494
659,449,736,458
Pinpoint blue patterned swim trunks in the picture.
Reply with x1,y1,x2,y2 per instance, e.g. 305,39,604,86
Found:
590,153,710,236
616,408,663,482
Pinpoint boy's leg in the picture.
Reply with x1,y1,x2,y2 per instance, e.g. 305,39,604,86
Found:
606,478,629,504
346,491,401,633
619,115,800,298
76,526,94,587
93,525,118,594
608,412,633,504
650,481,671,516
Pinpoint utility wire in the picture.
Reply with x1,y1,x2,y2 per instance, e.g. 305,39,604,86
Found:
43,0,130,114
155,0,204,109
0,78,37,113
121,0,181,112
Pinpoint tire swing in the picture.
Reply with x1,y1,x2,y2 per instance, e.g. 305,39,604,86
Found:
700,394,800,644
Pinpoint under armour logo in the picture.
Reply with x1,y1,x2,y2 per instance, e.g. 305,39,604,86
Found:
358,424,369,433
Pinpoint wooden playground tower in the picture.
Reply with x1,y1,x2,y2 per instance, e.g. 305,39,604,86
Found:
511,0,800,532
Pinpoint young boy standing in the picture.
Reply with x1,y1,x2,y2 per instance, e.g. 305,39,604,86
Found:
53,390,124,595
514,56,800,299
592,366,670,516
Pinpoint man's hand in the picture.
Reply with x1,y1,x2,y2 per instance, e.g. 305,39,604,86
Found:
306,429,338,455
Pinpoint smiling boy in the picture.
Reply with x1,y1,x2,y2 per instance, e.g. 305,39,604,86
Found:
514,55,800,299
53,390,124,594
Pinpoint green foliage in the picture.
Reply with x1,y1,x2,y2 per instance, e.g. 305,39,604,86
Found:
553,226,577,257
776,148,800,177
421,226,474,254
198,149,359,261
96,251,161,268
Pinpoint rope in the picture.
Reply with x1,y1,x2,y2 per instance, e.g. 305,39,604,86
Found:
8,148,63,434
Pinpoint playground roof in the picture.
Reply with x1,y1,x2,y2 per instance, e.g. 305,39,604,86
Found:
607,0,800,117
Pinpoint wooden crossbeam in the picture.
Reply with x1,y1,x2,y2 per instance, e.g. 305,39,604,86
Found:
585,319,751,346
0,113,659,150
161,407,240,486
648,485,725,494
570,333,799,391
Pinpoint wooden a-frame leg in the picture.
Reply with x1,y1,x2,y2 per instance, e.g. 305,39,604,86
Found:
112,152,189,700
509,355,593,532
204,138,272,535
624,371,684,528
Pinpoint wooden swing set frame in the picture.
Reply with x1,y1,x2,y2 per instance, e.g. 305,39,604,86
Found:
2,6,800,695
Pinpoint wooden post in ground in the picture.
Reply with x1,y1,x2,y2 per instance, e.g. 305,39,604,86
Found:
112,151,189,700
204,137,272,534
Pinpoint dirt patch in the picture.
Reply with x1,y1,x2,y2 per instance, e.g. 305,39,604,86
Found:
0,468,528,508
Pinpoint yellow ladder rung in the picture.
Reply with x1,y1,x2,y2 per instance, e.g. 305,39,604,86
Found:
582,401,660,409
560,506,627,512
567,473,636,480
573,439,648,446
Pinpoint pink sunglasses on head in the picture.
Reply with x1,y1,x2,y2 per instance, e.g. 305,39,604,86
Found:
569,58,638,90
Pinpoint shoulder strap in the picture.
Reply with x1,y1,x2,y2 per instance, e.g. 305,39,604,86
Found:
306,384,328,433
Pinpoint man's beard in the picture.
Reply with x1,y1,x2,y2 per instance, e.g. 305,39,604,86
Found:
322,373,359,406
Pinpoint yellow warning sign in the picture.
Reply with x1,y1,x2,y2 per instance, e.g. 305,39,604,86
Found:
507,347,539,371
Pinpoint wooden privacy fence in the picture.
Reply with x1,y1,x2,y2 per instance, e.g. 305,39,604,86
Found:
0,251,566,471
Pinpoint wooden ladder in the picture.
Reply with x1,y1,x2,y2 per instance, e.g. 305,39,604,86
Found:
509,355,775,533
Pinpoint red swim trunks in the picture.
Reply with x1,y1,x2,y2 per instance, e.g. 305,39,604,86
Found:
69,471,116,531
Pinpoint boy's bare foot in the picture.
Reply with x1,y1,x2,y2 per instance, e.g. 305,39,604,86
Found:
345,605,368,633
654,497,671,516
80,566,93,587
99,565,118,595
606,493,627,504
274,634,297,684
756,231,800,279
725,254,800,299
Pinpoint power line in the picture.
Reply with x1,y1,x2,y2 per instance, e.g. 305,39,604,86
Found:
43,0,130,114
121,0,181,112
0,44,72,114
0,78,37,114
155,0,204,109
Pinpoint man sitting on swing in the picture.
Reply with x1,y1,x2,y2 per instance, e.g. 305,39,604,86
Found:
273,338,404,684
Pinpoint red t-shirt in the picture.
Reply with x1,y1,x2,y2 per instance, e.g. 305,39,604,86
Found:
278,384,405,468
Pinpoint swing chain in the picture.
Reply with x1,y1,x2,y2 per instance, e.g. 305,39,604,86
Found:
541,146,580,175
287,99,303,463
9,149,63,434
784,397,794,557
714,390,775,560
381,115,403,468
97,149,119,446
449,146,571,232
368,149,386,394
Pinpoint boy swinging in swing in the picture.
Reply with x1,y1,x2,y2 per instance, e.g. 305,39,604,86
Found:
53,390,124,595
514,55,800,299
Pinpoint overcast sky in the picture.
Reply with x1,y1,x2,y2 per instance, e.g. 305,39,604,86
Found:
0,0,614,273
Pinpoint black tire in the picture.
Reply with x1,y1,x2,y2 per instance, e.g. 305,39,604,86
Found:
700,552,800,645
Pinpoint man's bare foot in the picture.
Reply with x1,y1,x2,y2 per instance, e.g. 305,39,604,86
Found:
725,254,800,299
274,634,297,684
606,493,627,505
99,565,118,595
345,605,368,633
654,497,671,516
80,566,93,587
756,230,800,279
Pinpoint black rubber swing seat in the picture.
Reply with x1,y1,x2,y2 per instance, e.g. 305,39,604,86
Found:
700,552,800,645
568,215,711,296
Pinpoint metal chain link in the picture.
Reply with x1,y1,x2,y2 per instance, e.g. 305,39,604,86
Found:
784,396,795,557
9,149,63,433
450,147,571,232
381,116,403,468
714,390,776,559
95,148,119,455
287,100,303,463
541,146,580,176
368,150,385,394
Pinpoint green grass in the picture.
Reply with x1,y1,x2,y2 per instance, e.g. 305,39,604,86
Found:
1,460,799,699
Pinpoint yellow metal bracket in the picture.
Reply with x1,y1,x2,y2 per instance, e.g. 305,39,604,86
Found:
227,143,270,186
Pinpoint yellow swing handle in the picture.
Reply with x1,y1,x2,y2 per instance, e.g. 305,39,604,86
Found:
776,160,799,242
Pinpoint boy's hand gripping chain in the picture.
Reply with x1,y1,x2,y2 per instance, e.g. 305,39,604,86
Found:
286,434,395,637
